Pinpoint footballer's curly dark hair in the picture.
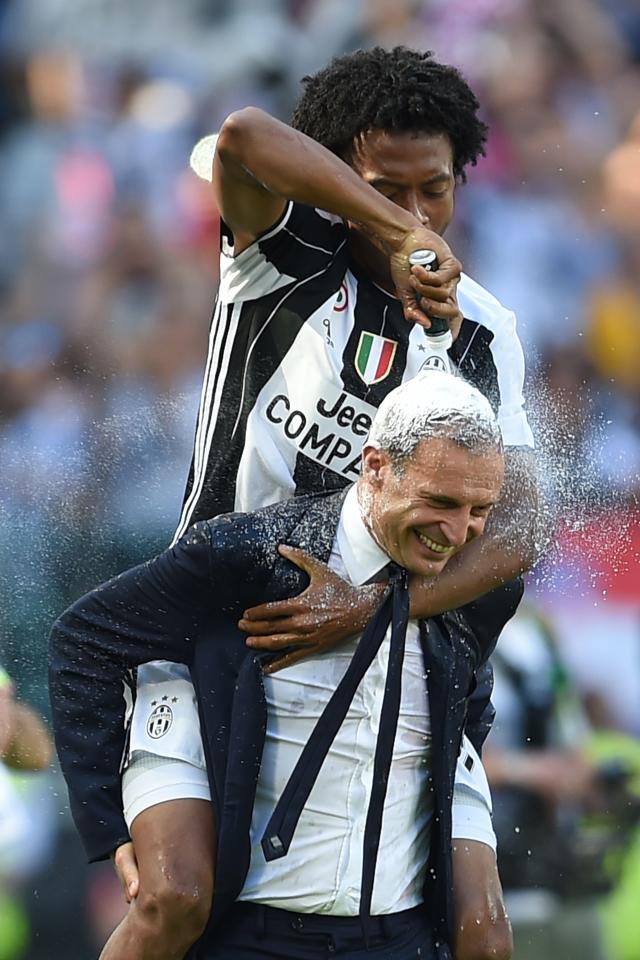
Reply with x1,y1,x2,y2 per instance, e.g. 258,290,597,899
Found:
291,47,487,182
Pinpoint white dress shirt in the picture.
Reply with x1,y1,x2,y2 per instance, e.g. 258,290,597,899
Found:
240,485,494,916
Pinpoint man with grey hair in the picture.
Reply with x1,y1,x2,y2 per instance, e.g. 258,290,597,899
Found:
367,369,502,468
50,370,514,960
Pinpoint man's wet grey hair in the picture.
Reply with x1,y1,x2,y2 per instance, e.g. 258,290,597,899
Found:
367,370,502,464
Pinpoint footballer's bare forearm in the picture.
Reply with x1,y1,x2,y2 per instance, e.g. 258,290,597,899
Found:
408,524,532,619
409,448,544,618
215,107,418,249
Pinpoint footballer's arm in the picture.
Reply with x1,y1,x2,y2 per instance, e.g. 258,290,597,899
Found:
213,107,458,325
214,107,416,249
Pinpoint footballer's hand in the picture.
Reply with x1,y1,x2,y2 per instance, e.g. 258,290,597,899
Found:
239,545,385,674
113,841,139,903
390,227,463,337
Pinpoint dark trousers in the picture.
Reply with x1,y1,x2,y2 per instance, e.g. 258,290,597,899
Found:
205,901,437,959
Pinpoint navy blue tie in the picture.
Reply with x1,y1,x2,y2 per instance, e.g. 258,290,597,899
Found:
261,564,410,936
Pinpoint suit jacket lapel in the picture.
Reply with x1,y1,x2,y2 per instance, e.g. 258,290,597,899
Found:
266,488,349,599
213,489,348,918
287,488,347,560
420,616,456,948
420,616,455,781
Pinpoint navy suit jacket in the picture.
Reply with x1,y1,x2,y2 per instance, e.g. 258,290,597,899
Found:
49,489,521,956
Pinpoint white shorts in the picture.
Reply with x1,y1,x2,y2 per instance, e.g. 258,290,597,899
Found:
452,736,497,852
122,752,210,830
128,663,205,768
124,662,209,828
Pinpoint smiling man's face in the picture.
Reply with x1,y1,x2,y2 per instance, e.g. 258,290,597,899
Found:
360,436,504,578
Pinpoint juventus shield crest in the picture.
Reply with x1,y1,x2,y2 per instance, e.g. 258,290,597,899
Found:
146,703,173,739
355,331,398,384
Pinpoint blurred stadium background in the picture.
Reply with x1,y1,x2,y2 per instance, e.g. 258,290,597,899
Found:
0,0,639,957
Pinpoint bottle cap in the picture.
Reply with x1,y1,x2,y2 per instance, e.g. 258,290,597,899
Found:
409,250,438,270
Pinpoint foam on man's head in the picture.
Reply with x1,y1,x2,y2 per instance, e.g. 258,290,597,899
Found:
367,370,501,463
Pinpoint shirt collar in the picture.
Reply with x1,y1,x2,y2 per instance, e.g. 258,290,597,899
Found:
336,485,390,586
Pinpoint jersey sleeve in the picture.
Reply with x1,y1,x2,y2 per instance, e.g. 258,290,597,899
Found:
48,523,215,862
218,201,346,303
456,275,535,449
491,308,534,449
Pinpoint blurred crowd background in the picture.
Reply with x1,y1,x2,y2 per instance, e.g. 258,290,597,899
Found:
0,0,639,957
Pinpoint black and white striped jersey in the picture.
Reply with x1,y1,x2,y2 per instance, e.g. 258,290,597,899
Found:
175,201,533,538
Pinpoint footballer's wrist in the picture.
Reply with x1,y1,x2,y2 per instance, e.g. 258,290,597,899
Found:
369,208,420,255
351,582,387,633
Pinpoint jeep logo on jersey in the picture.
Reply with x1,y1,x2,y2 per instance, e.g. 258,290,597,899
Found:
355,332,397,384
146,704,173,739
264,382,376,481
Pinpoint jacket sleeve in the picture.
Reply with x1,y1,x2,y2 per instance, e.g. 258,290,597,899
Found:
444,577,523,754
48,522,215,862
465,661,496,755
458,577,525,664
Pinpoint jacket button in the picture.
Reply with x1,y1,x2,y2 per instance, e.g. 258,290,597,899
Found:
291,917,304,931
